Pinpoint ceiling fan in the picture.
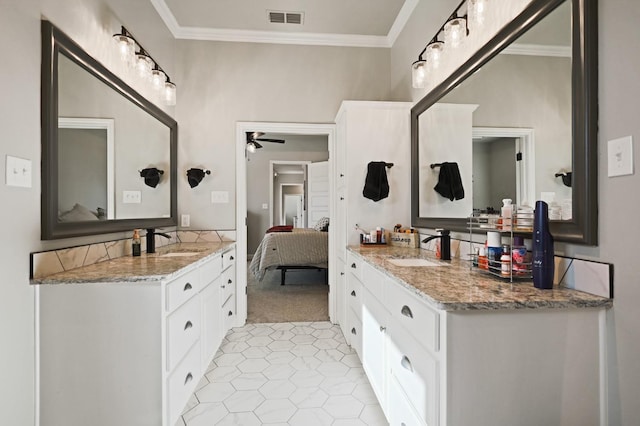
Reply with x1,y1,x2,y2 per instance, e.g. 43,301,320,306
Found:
246,132,285,152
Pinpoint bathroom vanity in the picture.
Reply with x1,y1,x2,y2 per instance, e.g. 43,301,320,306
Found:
34,242,236,426
342,245,611,426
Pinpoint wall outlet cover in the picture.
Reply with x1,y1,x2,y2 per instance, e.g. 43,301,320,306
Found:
122,190,141,204
211,191,229,203
181,214,190,227
5,155,32,188
608,135,634,177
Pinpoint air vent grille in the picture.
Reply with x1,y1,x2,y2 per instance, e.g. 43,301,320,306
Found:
268,10,304,25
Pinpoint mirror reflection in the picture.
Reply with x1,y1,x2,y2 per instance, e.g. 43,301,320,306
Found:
57,53,171,222
417,2,572,219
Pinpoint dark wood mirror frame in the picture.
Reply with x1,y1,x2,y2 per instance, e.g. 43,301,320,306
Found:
41,21,178,240
410,0,597,245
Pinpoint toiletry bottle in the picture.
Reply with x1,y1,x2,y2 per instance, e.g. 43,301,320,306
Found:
511,236,528,275
132,229,141,256
478,246,488,270
486,231,502,272
500,244,511,276
501,199,513,231
532,201,555,289
376,227,382,243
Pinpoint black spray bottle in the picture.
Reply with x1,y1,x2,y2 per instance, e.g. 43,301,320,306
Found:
532,201,554,289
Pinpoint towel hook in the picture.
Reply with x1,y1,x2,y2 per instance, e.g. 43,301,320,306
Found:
430,162,444,169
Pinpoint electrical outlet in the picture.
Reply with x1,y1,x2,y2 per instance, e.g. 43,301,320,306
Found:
5,155,32,188
608,136,634,177
181,214,190,227
122,190,141,204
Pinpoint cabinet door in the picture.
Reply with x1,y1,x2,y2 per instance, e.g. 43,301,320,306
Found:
201,278,222,369
362,288,389,411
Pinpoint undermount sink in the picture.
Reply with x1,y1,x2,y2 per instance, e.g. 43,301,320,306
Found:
387,258,449,267
158,252,201,257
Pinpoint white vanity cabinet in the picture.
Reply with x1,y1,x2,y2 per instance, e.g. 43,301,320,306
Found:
37,244,237,426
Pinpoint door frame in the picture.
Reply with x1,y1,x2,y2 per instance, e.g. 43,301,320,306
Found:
236,122,336,326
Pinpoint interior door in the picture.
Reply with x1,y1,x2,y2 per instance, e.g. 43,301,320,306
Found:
307,161,329,228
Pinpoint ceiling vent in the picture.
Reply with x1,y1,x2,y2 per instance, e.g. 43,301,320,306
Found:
268,11,304,25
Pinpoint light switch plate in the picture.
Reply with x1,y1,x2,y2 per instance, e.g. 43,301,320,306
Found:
123,190,141,203
608,135,634,177
181,214,190,227
211,191,229,203
262,203,269,210
6,155,32,188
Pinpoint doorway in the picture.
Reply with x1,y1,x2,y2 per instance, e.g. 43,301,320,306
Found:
269,160,310,228
235,122,336,326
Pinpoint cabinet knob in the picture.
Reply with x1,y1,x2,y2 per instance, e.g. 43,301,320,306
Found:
379,326,386,332
228,311,233,316
340,173,344,177
401,305,413,319
350,290,356,297
351,263,356,269
340,272,345,276
340,197,345,200
183,283,193,291
184,373,193,385
230,255,234,260
401,355,413,372
221,284,226,289
184,321,193,331
351,327,357,335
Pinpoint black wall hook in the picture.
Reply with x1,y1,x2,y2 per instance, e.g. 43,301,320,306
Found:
186,168,211,188
555,172,572,187
139,167,164,188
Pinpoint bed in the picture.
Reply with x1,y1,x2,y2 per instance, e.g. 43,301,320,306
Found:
249,228,329,285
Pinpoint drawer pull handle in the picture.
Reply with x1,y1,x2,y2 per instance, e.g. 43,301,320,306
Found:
183,283,192,291
401,305,414,319
228,311,233,316
229,255,234,260
340,173,344,177
351,327,357,335
340,197,345,200
351,263,357,269
350,290,356,297
228,279,232,284
184,372,193,385
379,326,386,332
401,355,413,372
340,272,345,276
401,423,407,426
184,321,193,331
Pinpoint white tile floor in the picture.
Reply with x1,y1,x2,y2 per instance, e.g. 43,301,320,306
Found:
178,322,388,426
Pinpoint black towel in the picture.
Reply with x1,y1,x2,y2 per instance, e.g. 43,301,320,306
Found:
433,162,465,201
139,167,164,188
362,161,389,202
187,168,206,188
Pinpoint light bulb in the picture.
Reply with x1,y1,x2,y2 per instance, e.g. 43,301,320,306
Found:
411,59,426,89
164,81,176,106
425,41,444,71
468,0,487,33
247,142,256,153
444,17,467,49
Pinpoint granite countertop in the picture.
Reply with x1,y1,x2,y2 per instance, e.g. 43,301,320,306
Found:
31,242,234,284
347,245,612,311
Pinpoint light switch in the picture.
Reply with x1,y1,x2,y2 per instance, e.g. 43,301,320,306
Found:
181,214,190,227
211,191,229,203
608,136,634,177
123,190,141,203
5,155,32,188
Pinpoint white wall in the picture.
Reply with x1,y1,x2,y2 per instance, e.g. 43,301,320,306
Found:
391,1,640,423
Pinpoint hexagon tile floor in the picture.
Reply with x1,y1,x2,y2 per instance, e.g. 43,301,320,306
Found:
177,322,388,426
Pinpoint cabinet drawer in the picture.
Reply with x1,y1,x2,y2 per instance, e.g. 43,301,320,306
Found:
221,294,235,334
167,340,201,426
166,295,201,372
388,376,426,426
388,322,438,426
346,272,363,316
166,269,200,312
221,247,236,271
348,307,362,359
200,255,222,286
221,266,235,304
361,262,384,300
347,252,362,282
387,280,440,353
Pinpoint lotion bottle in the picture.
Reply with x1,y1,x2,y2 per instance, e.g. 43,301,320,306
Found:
501,198,513,231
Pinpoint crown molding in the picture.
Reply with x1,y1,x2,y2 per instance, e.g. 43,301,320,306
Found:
151,0,418,48
502,43,571,57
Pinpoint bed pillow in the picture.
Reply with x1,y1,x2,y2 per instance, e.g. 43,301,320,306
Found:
266,225,293,233
59,203,99,222
314,217,330,232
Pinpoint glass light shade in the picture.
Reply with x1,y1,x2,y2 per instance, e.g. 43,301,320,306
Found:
164,81,177,106
468,0,487,33
411,60,426,89
151,68,166,91
113,34,135,64
425,42,444,71
135,53,154,80
444,17,467,49
247,142,256,153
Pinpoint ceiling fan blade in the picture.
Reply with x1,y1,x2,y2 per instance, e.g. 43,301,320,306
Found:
253,141,263,149
255,138,285,143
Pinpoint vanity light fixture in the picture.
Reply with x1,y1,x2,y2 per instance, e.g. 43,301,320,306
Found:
112,25,177,106
411,56,427,89
467,0,487,33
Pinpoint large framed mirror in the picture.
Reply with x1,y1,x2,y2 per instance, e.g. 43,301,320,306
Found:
411,0,597,245
41,21,177,240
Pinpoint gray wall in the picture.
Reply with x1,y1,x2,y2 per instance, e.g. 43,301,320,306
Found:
392,1,640,423
472,138,517,211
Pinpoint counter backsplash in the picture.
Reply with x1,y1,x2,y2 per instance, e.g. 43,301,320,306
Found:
30,230,236,280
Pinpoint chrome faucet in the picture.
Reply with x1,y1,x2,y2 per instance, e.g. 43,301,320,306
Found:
146,228,171,253
422,229,451,261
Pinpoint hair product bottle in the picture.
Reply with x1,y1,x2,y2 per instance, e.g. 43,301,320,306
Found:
132,229,141,257
532,201,554,289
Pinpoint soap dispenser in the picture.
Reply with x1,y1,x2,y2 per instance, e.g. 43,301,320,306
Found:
532,201,554,289
132,229,141,257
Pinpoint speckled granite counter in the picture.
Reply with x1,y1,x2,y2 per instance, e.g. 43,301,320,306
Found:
31,242,234,284
348,245,612,311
